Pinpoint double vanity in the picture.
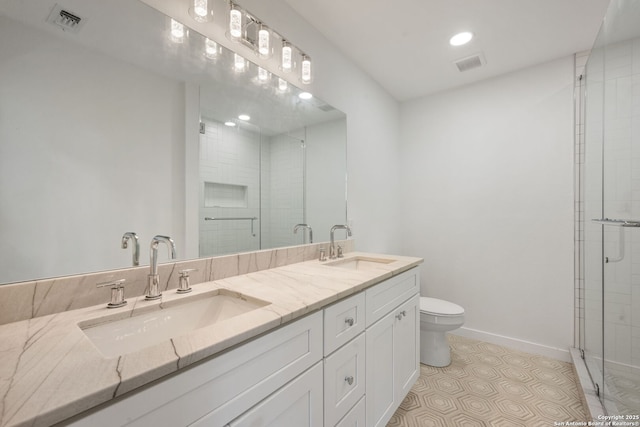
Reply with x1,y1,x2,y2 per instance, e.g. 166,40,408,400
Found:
0,250,422,427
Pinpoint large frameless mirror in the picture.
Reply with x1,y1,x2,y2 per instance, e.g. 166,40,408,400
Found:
0,0,347,285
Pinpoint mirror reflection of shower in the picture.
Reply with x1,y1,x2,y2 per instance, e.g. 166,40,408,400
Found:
198,118,306,257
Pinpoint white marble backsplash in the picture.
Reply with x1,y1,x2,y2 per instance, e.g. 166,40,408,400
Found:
0,240,354,325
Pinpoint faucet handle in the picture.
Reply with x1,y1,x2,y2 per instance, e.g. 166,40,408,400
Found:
177,269,198,294
337,245,344,258
319,247,327,262
96,279,127,308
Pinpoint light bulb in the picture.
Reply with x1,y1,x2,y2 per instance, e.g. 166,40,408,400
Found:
449,32,473,46
234,53,246,72
258,27,270,57
192,0,209,22
298,92,313,100
278,78,288,92
238,114,250,121
170,19,185,43
258,67,269,82
230,7,242,39
301,55,311,84
205,38,218,58
282,43,292,72
225,121,236,127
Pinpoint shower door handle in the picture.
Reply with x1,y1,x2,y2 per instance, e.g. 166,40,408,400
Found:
591,219,639,263
591,218,640,227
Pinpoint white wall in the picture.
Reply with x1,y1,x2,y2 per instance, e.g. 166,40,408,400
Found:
306,119,348,243
0,17,185,283
399,56,576,359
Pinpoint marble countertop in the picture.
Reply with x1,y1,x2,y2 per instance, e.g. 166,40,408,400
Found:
0,252,422,427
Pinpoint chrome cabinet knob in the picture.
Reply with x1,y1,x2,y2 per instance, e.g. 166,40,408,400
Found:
345,375,354,386
344,317,355,327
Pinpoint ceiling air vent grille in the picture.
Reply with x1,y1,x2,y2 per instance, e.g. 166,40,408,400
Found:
454,53,485,72
46,4,85,34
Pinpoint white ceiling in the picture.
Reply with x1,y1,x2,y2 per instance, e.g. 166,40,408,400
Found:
284,0,611,101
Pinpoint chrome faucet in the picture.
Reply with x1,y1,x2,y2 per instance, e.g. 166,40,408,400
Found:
121,232,140,266
293,223,313,243
330,224,352,259
146,235,177,300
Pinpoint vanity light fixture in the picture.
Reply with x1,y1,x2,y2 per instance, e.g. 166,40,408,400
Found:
224,121,236,127
229,3,242,40
258,25,270,58
449,31,473,46
301,54,312,84
205,38,218,58
299,91,313,100
238,114,250,121
190,0,212,23
170,19,186,43
281,41,293,72
278,78,288,92
234,53,246,72
258,67,269,82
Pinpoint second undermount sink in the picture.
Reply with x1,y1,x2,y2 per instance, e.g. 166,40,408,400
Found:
79,289,270,358
326,256,396,271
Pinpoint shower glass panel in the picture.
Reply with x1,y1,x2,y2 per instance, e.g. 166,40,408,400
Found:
582,0,640,415
583,20,605,403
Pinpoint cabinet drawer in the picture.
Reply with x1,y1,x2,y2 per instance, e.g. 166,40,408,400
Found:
324,333,366,427
365,267,418,326
324,292,365,355
68,311,322,427
335,396,365,427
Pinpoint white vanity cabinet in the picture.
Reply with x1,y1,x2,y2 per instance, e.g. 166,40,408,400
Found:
365,269,420,427
63,267,420,427
66,311,323,427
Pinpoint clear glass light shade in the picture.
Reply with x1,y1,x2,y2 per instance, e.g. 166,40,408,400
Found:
278,78,288,92
191,0,211,22
229,8,242,39
205,38,218,58
234,53,246,72
281,44,292,72
301,55,311,84
258,28,270,57
258,67,269,82
170,19,185,43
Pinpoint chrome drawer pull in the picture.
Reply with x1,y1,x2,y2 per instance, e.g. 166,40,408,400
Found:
344,317,355,327
345,375,354,386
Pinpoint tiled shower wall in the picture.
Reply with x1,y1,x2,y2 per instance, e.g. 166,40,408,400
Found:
198,119,306,255
199,119,261,255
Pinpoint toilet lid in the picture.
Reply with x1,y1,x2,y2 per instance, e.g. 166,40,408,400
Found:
420,297,464,316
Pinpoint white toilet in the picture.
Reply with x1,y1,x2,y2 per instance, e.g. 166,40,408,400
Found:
419,297,465,367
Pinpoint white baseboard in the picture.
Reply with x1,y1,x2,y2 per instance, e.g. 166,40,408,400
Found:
450,327,571,362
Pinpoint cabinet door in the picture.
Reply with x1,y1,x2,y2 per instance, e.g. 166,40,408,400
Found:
335,396,365,427
365,310,396,427
324,333,365,426
228,362,323,427
394,294,420,400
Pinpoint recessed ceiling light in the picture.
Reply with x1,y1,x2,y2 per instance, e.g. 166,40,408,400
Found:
298,92,313,100
449,32,473,46
224,121,236,127
238,114,250,121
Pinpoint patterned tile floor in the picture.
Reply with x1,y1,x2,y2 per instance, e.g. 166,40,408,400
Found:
388,335,588,426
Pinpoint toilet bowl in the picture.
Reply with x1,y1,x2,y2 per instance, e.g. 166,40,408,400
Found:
420,297,465,367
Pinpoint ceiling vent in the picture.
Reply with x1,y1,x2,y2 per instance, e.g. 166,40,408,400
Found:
46,4,85,34
453,53,485,72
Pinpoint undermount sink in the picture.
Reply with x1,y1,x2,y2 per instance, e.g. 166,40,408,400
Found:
79,289,270,358
326,256,395,271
